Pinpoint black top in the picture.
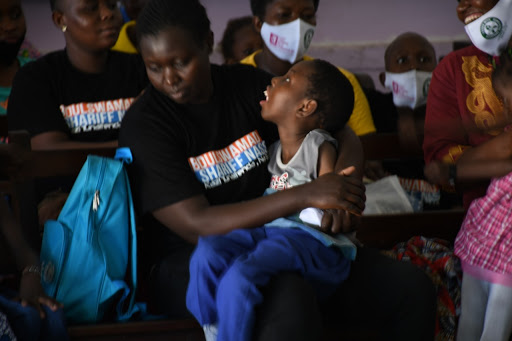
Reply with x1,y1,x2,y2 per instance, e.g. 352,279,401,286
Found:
119,63,277,258
8,50,148,141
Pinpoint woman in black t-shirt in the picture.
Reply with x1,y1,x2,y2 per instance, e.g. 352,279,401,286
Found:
119,0,436,340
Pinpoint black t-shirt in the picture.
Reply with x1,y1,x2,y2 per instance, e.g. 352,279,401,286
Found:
8,50,148,141
119,64,277,257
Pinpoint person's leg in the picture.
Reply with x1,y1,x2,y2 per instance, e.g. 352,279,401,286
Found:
456,272,486,341
186,228,266,326
148,243,196,318
323,247,436,341
480,281,512,341
216,228,349,341
253,272,322,341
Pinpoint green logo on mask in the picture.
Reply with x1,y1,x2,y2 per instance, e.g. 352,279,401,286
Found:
304,29,314,49
480,17,502,39
423,78,431,97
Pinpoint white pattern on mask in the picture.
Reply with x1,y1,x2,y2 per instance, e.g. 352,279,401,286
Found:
260,18,316,64
464,0,512,56
384,70,432,110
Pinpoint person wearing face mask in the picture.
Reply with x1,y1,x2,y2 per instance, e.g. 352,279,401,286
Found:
240,0,376,138
0,0,32,116
423,0,512,211
380,32,436,150
364,32,449,211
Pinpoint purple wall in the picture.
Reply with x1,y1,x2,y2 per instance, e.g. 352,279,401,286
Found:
22,0,468,91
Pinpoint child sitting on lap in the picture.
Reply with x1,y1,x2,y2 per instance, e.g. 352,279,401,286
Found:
186,59,356,341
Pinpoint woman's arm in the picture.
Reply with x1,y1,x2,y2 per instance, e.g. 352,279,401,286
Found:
30,131,117,150
153,171,365,244
424,129,512,186
0,198,61,317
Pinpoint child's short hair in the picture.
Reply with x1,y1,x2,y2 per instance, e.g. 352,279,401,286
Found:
305,59,354,134
492,48,512,91
220,16,254,63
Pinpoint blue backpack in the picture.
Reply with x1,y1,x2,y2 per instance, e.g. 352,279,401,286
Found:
40,148,142,324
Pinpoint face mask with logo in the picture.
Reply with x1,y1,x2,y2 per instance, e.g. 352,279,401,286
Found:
384,70,432,110
464,0,512,56
260,18,316,64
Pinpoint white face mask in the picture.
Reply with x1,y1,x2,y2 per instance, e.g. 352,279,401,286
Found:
464,0,512,56
384,70,432,110
260,18,316,64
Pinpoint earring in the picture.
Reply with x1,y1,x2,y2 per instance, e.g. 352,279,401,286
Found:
61,25,67,33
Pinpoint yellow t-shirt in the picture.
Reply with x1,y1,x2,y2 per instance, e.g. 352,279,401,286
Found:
240,51,376,136
112,21,138,54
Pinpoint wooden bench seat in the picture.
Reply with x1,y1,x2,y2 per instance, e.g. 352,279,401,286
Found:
4,130,464,341
67,319,204,341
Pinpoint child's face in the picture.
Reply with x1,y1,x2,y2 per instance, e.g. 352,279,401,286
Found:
226,25,262,64
260,60,313,124
385,35,436,74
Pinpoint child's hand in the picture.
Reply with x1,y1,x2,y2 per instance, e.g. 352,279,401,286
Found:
18,271,62,318
320,209,362,235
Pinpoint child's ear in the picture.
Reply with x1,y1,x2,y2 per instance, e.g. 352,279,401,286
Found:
379,72,386,87
297,99,318,118
253,16,263,33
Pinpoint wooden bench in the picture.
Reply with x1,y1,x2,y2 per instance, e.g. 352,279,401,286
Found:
4,130,464,340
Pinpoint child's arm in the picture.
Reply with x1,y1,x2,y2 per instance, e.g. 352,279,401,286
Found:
316,139,362,234
317,141,337,176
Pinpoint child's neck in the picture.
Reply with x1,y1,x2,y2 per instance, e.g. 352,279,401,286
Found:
277,127,310,164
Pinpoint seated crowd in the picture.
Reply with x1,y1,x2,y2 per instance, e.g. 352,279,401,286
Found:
1,0,511,340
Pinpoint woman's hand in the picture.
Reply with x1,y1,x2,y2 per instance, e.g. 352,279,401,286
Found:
424,161,451,186
18,272,62,318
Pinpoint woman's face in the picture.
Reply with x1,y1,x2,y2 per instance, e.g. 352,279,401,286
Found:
262,0,317,26
456,0,499,25
0,0,26,44
139,26,213,105
56,0,122,52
